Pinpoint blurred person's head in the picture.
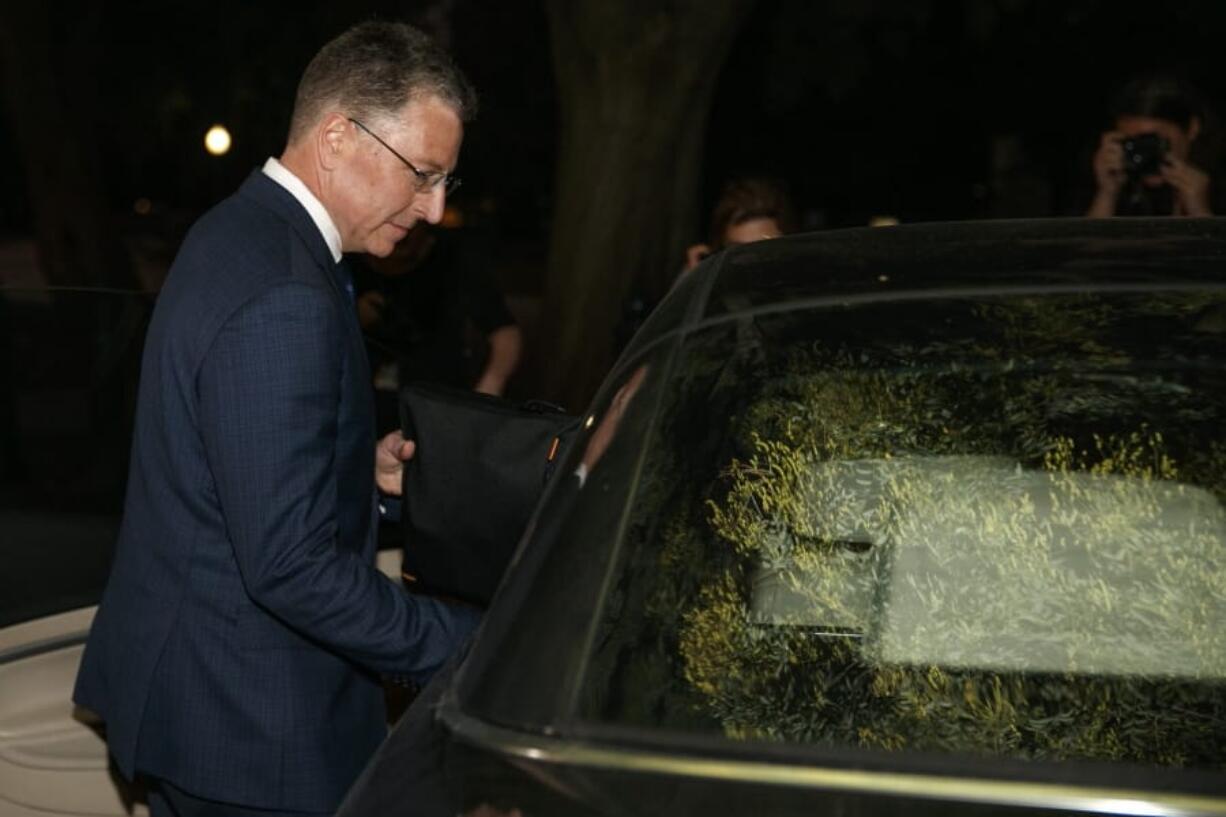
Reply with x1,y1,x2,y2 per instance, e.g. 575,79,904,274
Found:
1111,76,1203,187
281,22,477,257
708,177,797,251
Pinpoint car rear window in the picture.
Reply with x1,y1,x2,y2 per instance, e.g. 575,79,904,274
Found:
579,287,1226,771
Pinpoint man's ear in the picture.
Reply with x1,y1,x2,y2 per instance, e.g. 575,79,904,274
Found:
318,113,350,171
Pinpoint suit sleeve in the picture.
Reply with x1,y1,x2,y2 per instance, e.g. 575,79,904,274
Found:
197,281,479,681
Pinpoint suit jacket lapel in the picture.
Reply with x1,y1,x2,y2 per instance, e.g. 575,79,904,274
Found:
236,170,371,380
238,171,336,271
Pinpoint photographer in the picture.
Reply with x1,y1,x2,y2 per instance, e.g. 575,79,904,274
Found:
1087,76,1212,217
683,176,797,271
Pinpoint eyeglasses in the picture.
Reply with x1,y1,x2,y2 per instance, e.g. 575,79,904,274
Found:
348,117,461,195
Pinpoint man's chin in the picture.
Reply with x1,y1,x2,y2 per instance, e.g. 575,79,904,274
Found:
366,242,396,259
363,223,416,257
369,236,402,258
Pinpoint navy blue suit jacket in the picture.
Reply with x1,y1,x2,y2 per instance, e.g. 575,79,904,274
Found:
74,171,479,812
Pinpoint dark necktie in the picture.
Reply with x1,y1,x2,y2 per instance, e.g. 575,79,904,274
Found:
335,256,355,304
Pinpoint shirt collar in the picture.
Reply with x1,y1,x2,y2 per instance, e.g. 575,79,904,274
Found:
261,157,343,263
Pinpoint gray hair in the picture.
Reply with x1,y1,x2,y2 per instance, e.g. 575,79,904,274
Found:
287,20,477,143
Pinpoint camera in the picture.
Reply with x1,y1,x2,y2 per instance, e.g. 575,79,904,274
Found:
1120,132,1170,178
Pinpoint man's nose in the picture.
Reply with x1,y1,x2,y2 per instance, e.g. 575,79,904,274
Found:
421,184,446,224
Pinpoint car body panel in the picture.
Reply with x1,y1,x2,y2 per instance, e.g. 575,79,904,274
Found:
341,218,1226,817
0,607,145,817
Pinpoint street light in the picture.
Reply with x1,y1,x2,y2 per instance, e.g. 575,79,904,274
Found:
204,124,232,157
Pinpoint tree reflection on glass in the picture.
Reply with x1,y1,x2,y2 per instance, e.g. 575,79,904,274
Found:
595,292,1226,770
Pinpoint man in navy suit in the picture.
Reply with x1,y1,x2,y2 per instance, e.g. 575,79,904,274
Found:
74,22,480,816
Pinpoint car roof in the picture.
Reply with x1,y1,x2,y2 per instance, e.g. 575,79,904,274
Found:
718,217,1226,294
627,217,1226,349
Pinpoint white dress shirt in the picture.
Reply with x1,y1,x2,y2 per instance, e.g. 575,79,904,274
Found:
261,157,343,263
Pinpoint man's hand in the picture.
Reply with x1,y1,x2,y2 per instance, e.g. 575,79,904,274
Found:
684,242,712,272
580,365,648,474
1092,131,1126,193
1086,131,1125,217
1162,155,1212,216
375,430,415,495
473,325,522,396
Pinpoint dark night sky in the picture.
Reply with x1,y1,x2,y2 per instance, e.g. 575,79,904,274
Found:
4,0,1226,287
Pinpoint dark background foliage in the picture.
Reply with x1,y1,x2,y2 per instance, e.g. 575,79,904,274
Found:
3,0,1226,405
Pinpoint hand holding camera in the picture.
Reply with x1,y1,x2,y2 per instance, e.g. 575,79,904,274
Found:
1090,129,1211,217
1158,151,1212,217
1086,77,1212,218
1091,130,1129,198
1120,132,1171,179
1092,131,1172,190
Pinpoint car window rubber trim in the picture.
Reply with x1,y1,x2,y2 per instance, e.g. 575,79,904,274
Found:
438,701,1226,817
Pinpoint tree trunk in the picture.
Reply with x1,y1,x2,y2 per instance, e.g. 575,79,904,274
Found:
542,0,752,411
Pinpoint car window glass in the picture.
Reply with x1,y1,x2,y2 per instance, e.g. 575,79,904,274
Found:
580,289,1226,770
0,288,151,627
460,349,679,723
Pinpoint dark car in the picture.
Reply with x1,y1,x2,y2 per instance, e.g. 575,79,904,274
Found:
339,218,1226,817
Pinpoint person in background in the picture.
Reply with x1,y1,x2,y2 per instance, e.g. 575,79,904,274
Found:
683,176,798,271
74,22,480,817
1086,76,1213,217
355,219,523,433
617,177,797,355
